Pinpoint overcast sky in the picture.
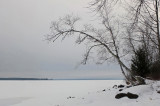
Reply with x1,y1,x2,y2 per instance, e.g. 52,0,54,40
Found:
0,0,122,79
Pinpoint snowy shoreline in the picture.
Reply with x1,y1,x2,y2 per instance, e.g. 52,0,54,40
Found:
0,80,160,106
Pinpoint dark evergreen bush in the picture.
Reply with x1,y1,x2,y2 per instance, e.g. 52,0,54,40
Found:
130,46,151,84
150,60,160,80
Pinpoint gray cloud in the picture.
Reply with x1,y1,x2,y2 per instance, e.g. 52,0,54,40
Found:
0,0,122,79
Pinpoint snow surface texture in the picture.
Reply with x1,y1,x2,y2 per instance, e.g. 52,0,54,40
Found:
0,80,160,106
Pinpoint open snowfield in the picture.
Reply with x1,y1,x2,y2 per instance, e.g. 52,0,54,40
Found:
0,80,160,106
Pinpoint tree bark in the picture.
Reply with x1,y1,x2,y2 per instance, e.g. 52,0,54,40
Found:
155,0,160,58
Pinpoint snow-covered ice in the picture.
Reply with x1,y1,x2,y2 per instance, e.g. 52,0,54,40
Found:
0,80,160,106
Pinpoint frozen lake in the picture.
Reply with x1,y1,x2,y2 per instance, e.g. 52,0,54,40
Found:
0,80,122,106
1,80,160,106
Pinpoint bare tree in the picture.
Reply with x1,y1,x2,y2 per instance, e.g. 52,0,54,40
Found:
122,0,160,82
46,3,131,81
46,0,160,83
125,0,160,61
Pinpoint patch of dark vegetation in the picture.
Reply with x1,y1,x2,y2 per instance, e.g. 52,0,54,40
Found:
127,46,160,85
115,93,126,99
67,96,75,99
157,90,160,94
115,92,139,99
127,92,139,99
118,85,125,88
119,89,123,92
102,89,106,92
129,46,151,85
126,86,132,88
113,85,117,88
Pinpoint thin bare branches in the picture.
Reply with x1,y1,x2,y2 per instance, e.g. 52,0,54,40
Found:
47,13,131,76
46,0,160,83
82,44,102,64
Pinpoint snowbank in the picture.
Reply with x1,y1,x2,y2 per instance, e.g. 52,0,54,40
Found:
0,80,160,106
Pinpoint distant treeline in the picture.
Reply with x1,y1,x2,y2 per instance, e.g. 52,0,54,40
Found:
0,78,50,80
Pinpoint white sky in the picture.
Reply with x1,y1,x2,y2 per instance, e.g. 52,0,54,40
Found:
0,0,122,79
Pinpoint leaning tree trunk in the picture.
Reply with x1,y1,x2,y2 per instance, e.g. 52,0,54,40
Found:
155,0,160,58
